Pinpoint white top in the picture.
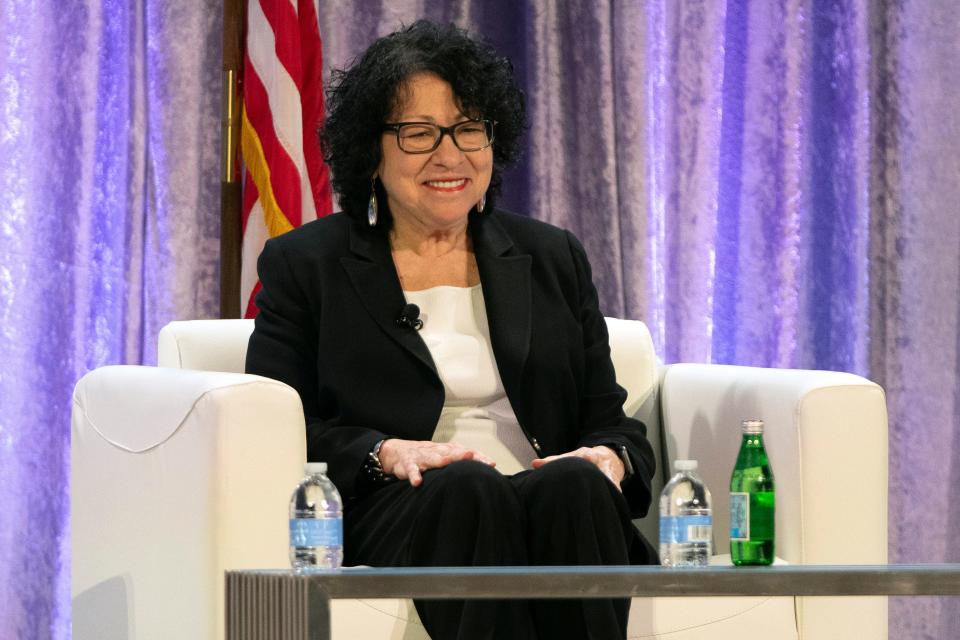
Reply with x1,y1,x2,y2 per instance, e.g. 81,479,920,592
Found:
403,285,537,475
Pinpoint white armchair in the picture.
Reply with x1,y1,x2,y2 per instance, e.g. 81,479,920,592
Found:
72,318,887,639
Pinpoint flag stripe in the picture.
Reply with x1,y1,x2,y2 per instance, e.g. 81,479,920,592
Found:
241,0,332,318
247,0,316,223
297,0,332,215
244,281,264,319
241,160,260,229
241,106,296,238
242,58,303,227
240,182,269,311
258,0,303,93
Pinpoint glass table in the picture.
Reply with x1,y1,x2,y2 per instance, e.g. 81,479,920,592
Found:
225,564,960,640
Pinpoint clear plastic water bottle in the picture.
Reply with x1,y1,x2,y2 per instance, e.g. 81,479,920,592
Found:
289,462,343,571
659,459,713,567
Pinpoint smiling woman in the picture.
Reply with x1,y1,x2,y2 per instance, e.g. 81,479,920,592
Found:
320,20,526,226
245,19,658,640
377,72,493,240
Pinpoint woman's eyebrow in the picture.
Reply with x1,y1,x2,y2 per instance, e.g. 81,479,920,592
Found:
394,113,470,123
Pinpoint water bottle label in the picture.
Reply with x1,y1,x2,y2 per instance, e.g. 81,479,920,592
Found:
289,518,342,547
659,515,712,543
730,492,750,540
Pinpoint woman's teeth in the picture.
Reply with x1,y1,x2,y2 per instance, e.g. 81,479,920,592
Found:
426,179,466,188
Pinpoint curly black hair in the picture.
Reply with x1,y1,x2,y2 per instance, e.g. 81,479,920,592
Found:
321,20,526,225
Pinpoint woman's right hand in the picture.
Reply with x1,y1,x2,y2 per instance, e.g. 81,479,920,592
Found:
378,439,496,487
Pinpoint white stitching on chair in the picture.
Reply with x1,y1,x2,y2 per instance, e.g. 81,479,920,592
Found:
74,379,292,453
627,597,797,639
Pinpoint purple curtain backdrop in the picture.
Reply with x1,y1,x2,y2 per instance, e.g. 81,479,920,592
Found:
0,1,957,638
0,1,223,638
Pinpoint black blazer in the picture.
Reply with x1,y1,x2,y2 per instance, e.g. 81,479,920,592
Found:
245,210,656,516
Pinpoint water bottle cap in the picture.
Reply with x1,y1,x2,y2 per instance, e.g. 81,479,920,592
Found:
742,419,764,433
305,462,327,475
673,459,698,471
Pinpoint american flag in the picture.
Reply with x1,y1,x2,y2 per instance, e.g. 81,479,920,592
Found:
240,0,333,317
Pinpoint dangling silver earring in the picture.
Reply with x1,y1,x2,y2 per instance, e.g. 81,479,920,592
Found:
367,178,378,227
477,192,486,213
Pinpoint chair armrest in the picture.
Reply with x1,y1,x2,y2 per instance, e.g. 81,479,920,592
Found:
72,365,306,639
658,363,888,565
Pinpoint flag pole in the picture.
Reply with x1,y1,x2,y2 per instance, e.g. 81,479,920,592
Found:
220,0,244,319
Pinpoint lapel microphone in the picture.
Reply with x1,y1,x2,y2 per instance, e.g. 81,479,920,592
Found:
395,303,423,330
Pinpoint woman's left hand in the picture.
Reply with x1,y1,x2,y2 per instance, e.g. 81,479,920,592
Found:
531,446,625,490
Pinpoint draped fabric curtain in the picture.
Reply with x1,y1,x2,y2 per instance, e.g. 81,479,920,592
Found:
0,1,957,638
0,1,223,636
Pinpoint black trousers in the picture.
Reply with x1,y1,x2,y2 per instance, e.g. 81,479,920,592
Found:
344,457,656,640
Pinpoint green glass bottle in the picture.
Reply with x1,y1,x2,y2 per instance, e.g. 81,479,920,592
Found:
729,419,775,566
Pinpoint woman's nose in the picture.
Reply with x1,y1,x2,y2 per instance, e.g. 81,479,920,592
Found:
430,132,465,165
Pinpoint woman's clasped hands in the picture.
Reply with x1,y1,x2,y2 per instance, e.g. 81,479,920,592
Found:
378,440,625,489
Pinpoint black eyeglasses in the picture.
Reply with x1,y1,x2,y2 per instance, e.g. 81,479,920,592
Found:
382,119,496,154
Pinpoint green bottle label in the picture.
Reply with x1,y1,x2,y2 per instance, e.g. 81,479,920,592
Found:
730,492,750,540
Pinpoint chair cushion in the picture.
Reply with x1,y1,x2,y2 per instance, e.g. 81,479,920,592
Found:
604,317,658,417
158,319,255,372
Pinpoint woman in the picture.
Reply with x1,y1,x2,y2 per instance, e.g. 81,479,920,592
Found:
246,20,657,639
